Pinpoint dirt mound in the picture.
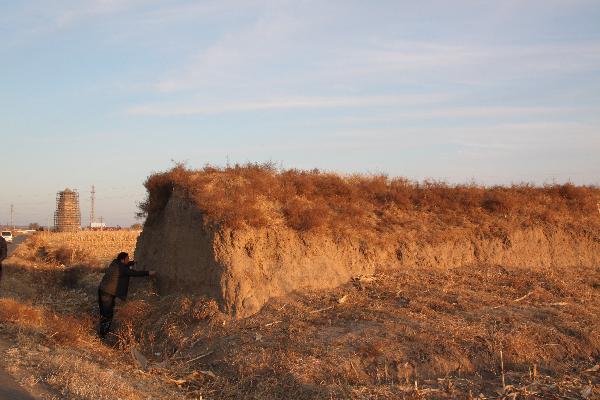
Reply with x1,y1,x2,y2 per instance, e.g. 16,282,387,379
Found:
135,165,600,318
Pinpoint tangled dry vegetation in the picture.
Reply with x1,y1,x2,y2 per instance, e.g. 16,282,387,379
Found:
12,231,139,267
110,262,600,399
139,164,600,242
1,232,600,399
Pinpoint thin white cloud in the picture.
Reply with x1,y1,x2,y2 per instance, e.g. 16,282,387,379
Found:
297,40,600,90
137,0,271,26
54,0,146,28
452,122,600,151
126,94,451,116
1,0,155,41
327,106,594,126
154,3,305,93
335,121,600,146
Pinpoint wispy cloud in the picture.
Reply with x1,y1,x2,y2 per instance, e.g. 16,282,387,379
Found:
317,42,600,83
136,0,271,26
325,106,595,127
53,0,149,28
0,0,153,46
333,121,600,149
127,94,450,116
154,3,305,93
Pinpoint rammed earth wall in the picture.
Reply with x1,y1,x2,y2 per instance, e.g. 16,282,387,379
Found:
135,191,600,318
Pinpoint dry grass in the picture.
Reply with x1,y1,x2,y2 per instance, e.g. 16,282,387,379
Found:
0,241,188,400
0,298,91,346
1,233,600,398
139,164,600,238
112,262,600,399
12,231,139,267
1,327,186,400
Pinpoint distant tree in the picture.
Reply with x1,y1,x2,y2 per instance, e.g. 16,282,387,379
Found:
28,222,40,230
130,223,143,230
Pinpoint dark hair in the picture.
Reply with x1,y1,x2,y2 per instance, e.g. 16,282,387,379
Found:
117,252,129,261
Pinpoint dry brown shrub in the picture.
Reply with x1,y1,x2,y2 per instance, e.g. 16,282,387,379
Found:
282,197,330,231
0,298,92,346
11,233,49,261
61,265,89,289
45,313,94,345
0,299,43,325
482,188,515,214
138,164,600,237
49,245,93,266
118,299,152,322
554,182,596,212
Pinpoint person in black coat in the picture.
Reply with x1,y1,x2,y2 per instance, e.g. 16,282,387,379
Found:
0,236,7,283
97,252,155,338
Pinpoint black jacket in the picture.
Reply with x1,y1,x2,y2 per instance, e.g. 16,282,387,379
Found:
99,259,149,300
0,237,7,262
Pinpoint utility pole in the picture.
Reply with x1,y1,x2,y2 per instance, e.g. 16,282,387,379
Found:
10,203,14,230
90,185,96,227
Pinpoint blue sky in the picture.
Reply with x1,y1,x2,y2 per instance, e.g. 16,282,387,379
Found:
1,0,599,226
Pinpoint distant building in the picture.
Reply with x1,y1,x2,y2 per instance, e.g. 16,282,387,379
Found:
91,222,107,229
54,189,81,232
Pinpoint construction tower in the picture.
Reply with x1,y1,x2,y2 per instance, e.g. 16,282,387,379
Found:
54,189,81,232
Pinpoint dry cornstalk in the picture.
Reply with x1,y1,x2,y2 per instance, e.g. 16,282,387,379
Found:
309,305,334,314
184,351,213,364
514,291,533,302
500,347,506,390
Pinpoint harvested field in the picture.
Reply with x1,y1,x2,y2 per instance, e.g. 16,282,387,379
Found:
1,240,600,399
13,231,139,267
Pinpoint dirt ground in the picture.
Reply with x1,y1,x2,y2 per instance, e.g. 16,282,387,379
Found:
1,237,600,399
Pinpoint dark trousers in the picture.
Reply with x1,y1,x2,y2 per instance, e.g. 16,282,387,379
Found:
98,289,115,338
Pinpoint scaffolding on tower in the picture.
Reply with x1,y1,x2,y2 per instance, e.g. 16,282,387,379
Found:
54,189,81,232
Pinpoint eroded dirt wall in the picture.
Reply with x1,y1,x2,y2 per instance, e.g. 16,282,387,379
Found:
136,192,600,318
135,192,376,317
212,228,377,317
134,193,224,303
393,227,600,270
